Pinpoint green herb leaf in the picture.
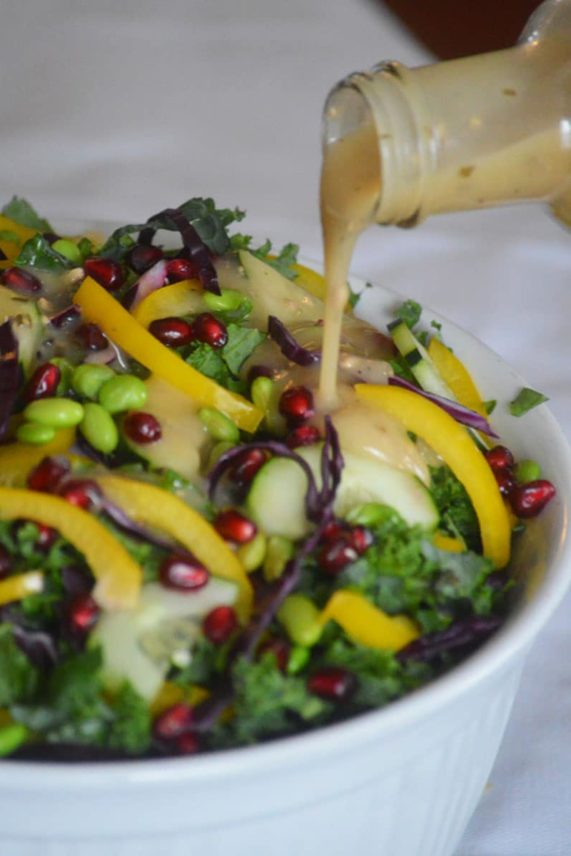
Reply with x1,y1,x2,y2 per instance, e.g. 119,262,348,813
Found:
222,324,265,375
107,683,151,755
0,624,39,706
2,197,53,233
509,387,548,417
231,234,299,280
483,399,497,415
395,299,422,330
430,465,481,552
15,234,73,272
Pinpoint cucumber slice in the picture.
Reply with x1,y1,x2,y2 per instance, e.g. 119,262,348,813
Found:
0,285,42,375
92,578,238,701
246,445,438,539
388,320,452,399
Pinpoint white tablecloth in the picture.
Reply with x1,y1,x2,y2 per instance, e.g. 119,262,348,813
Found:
1,2,570,853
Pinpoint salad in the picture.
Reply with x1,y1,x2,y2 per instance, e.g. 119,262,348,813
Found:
0,196,556,760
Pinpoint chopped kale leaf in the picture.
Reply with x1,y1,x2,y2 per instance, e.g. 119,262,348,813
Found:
16,234,73,272
509,387,548,417
430,465,481,552
2,196,53,233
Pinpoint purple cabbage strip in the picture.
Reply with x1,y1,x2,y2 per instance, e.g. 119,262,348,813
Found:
139,207,221,294
0,321,22,441
397,614,502,664
388,375,499,438
267,315,320,367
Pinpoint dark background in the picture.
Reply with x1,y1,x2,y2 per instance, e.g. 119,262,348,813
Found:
376,0,540,58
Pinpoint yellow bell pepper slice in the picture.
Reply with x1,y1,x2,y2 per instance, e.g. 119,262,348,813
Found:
0,429,75,487
427,338,486,416
319,589,419,651
150,682,209,716
0,488,141,610
0,571,44,606
290,263,326,301
0,215,38,261
355,385,511,568
432,532,465,553
95,474,253,622
132,280,203,328
75,277,262,433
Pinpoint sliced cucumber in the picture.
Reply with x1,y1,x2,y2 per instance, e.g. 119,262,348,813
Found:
0,285,42,375
246,445,438,539
388,319,452,399
92,578,238,701
122,376,208,480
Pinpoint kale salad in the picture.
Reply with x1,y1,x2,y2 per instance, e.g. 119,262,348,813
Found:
0,196,555,760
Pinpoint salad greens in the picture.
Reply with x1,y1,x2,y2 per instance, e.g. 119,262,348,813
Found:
0,197,554,760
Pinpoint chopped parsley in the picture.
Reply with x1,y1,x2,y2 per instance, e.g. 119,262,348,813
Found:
2,196,53,232
395,299,422,330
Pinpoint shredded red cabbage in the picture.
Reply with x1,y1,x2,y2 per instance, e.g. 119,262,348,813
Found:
397,614,501,663
0,321,22,441
267,315,320,366
388,376,499,438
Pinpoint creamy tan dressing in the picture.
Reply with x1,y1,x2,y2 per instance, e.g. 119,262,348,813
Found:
318,121,381,410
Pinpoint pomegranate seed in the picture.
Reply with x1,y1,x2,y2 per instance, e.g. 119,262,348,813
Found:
510,479,556,518
286,424,321,448
484,445,515,472
176,732,200,754
123,412,162,444
320,520,344,541
319,532,359,574
349,525,373,554
159,554,209,592
77,322,108,351
166,257,199,283
258,637,290,672
229,448,269,485
27,456,70,492
153,703,195,741
494,469,516,497
203,605,238,644
214,510,257,544
0,546,12,579
67,593,100,635
307,667,356,701
24,363,61,402
2,267,41,294
279,386,314,426
193,313,228,349
149,317,194,348
58,479,102,510
84,258,125,292
127,244,164,274
35,523,58,552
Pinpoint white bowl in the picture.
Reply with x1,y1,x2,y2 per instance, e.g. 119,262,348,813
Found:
2,273,570,856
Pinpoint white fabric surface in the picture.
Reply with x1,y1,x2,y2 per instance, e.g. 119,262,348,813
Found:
0,1,570,852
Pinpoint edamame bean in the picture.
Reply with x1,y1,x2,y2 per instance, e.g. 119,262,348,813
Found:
203,289,245,313
52,239,83,265
251,376,274,412
72,364,115,400
49,357,74,395
346,502,395,527
24,398,84,428
98,374,148,414
263,535,294,582
515,459,541,484
237,531,267,573
287,645,311,675
79,402,119,454
198,407,240,443
277,594,322,647
16,422,56,445
207,440,235,471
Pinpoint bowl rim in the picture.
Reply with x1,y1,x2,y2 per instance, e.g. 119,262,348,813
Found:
3,255,571,790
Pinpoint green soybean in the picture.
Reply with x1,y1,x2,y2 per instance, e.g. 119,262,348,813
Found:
16,422,56,445
49,357,74,395
237,531,267,573
198,407,240,443
98,374,148,414
80,403,119,454
0,723,29,757
207,440,235,471
287,645,311,675
277,594,322,647
346,502,396,527
203,289,245,313
263,535,294,582
515,459,541,484
24,398,84,428
251,376,274,412
72,364,115,400
52,238,83,265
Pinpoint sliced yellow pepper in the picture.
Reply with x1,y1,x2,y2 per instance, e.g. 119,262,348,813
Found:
0,215,38,261
0,488,141,610
95,474,253,622
0,429,75,487
75,277,262,433
150,682,209,716
0,571,44,607
319,589,419,651
132,279,203,328
290,263,326,301
355,384,511,568
428,338,486,416
432,532,465,553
